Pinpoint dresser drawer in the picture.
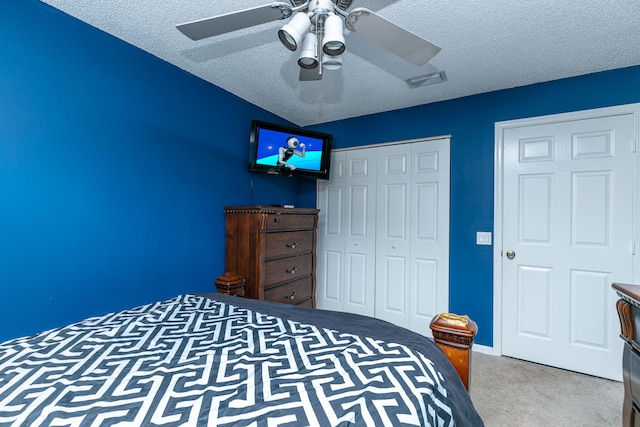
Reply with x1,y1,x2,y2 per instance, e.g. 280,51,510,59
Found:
265,214,316,231
265,231,313,259
630,346,640,405
264,253,313,286
264,276,313,305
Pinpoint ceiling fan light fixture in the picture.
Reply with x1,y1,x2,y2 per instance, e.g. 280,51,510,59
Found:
278,12,311,51
322,14,345,56
322,54,342,70
178,3,442,83
298,33,319,69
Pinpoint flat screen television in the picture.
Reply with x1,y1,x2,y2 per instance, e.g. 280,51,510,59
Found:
249,120,332,180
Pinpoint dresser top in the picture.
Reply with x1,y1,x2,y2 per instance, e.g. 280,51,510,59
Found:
224,206,320,215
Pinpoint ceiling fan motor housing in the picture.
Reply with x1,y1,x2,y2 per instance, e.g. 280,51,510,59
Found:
308,0,335,25
289,0,354,12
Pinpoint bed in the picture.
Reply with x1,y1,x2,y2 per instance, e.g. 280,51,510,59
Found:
0,293,484,426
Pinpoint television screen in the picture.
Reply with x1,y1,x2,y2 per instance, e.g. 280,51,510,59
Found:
249,120,332,180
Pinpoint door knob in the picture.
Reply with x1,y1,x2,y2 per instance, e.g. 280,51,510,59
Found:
506,250,516,260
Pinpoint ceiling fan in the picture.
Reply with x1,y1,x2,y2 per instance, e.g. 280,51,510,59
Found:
176,0,441,81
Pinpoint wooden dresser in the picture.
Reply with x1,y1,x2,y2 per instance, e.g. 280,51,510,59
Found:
224,206,319,308
613,282,640,427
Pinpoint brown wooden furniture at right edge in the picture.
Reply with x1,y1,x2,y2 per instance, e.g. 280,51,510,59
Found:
613,282,640,427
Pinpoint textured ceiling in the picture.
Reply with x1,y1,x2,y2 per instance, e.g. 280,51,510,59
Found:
41,0,640,127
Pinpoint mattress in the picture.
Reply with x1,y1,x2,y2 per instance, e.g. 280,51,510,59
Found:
0,293,483,426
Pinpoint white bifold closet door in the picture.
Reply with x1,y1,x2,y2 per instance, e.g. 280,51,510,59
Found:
316,137,450,336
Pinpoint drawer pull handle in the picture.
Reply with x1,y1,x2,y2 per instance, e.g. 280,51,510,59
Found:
285,291,297,300
286,267,298,274
286,242,298,249
274,218,281,223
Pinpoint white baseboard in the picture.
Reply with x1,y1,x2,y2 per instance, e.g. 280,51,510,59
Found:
472,343,498,356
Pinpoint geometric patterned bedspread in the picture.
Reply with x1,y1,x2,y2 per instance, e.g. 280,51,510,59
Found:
0,294,457,426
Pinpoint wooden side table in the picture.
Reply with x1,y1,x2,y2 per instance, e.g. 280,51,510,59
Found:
430,313,478,390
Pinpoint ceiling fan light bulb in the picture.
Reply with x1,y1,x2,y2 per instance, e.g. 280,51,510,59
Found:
322,14,345,56
298,57,319,69
278,30,296,50
298,33,319,69
278,12,311,51
323,41,345,55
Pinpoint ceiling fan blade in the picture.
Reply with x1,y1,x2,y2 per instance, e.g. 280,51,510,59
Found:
345,7,441,66
177,2,292,41
299,67,322,81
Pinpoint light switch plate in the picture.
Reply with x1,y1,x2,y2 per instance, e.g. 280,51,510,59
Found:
476,231,492,245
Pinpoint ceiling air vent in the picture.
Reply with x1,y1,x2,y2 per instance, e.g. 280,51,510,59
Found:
405,71,447,89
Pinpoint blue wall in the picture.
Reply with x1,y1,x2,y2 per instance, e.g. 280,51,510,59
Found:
306,65,640,346
0,0,303,342
2,0,639,347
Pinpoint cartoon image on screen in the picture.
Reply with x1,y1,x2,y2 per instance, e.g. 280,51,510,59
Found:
277,136,305,170
255,128,324,172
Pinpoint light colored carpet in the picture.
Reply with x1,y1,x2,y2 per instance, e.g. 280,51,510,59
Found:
469,351,624,426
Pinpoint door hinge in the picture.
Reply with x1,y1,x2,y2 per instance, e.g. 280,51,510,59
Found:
634,139,637,153
633,241,636,256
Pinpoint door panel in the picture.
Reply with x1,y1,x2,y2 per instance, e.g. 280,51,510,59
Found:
347,252,367,307
409,141,450,332
416,183,438,240
316,151,345,311
517,265,551,338
519,174,552,243
414,259,438,320
344,152,377,316
345,184,370,310
322,250,342,302
376,145,411,327
572,172,610,246
501,113,633,380
570,270,608,347
317,150,376,317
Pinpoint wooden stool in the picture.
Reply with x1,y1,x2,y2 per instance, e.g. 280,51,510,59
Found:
214,272,246,297
430,313,478,390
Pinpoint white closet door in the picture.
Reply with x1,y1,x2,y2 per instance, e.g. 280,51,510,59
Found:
374,139,450,334
317,138,450,337
317,150,377,316
344,150,377,316
375,144,412,327
317,151,346,312
409,139,450,333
